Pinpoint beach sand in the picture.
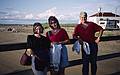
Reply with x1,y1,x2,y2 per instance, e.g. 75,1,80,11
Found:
0,25,120,75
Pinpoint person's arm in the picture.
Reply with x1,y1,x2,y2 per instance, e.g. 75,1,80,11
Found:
73,25,83,45
73,27,79,39
26,35,33,56
95,29,104,44
78,36,83,45
59,39,70,44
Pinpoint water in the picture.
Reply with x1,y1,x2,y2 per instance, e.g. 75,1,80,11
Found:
0,19,78,24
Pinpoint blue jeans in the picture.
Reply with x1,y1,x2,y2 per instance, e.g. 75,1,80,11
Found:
82,42,98,75
32,56,47,75
60,45,69,68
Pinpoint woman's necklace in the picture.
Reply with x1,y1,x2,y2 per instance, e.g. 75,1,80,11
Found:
52,29,60,35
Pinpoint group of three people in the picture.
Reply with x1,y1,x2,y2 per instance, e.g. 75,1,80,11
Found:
26,11,104,75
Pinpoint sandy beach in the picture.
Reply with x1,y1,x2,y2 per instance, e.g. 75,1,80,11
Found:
0,25,120,75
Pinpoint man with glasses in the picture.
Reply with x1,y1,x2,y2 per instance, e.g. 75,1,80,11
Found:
73,11,104,75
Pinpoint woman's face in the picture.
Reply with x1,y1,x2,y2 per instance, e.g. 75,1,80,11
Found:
50,20,58,29
34,26,42,34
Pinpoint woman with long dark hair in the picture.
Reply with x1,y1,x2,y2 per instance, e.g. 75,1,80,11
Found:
46,16,70,75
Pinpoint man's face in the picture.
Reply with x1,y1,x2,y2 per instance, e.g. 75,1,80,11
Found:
80,16,87,23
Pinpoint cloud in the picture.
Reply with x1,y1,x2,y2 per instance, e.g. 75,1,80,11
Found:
0,9,29,19
0,7,79,22
0,7,79,24
57,13,78,20
0,11,8,15
36,7,57,19
5,8,15,11
36,7,78,20
46,7,57,16
25,13,34,19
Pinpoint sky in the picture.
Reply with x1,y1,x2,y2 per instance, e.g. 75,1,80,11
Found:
0,0,120,24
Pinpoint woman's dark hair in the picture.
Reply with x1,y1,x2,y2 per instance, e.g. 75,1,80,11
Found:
33,22,44,34
48,16,61,29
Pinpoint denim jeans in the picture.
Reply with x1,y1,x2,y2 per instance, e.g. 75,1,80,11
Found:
82,42,98,75
60,45,69,68
32,56,47,75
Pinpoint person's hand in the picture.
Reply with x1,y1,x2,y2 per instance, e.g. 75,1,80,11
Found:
95,37,100,44
51,42,59,45
26,49,32,56
78,38,83,45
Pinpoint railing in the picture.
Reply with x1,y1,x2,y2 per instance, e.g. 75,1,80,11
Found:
0,35,120,75
0,35,120,52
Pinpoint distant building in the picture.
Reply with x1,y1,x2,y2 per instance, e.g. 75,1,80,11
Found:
88,12,120,29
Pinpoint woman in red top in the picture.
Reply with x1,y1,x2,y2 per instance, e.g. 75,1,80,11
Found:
46,16,70,75
73,12,104,75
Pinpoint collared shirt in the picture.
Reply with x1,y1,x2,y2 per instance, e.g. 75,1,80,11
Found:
73,22,103,43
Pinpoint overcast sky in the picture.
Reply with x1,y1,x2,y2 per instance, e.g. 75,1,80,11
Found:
0,0,120,24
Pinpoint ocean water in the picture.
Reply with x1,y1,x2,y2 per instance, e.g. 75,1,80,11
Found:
0,19,78,24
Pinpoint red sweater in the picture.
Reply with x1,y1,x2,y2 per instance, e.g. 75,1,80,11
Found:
73,22,103,43
46,28,69,42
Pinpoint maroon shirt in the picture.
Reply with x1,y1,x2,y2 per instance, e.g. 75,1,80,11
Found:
46,28,69,42
73,22,103,43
